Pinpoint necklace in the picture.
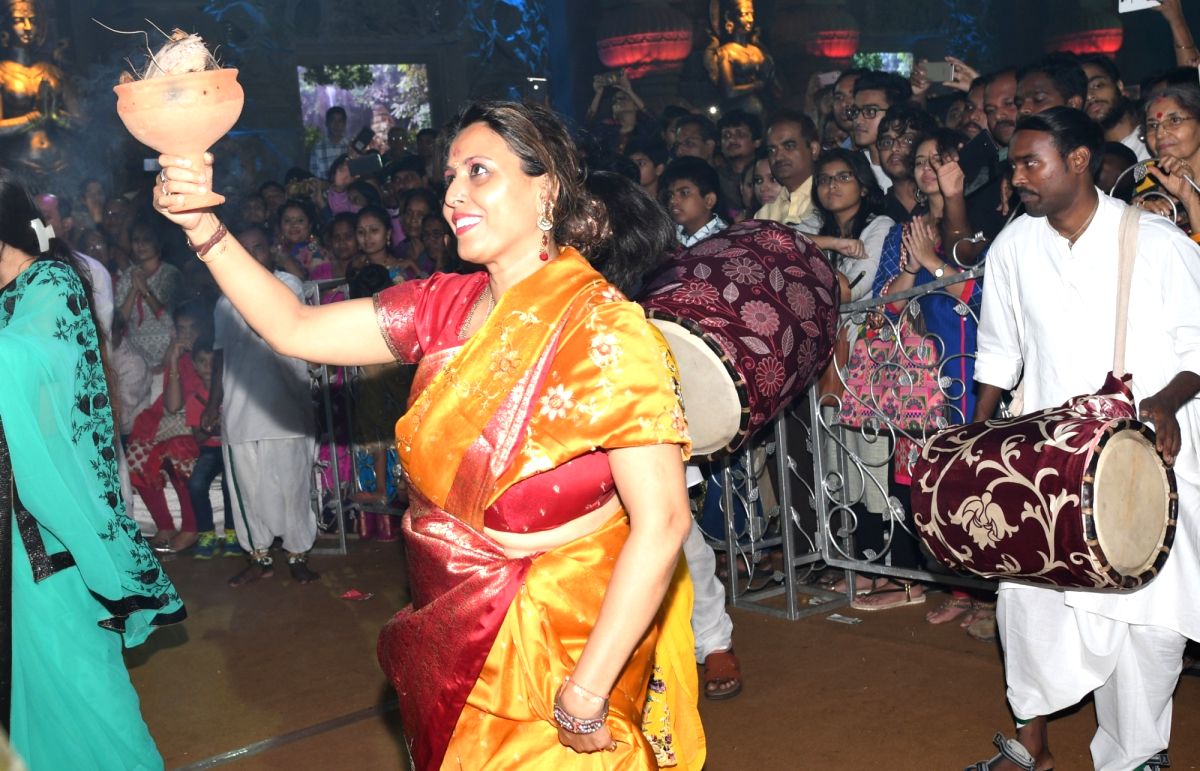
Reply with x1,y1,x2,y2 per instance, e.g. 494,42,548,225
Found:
1059,199,1100,247
458,283,494,338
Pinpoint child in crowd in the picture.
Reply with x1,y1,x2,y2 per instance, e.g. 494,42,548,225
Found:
661,156,728,247
184,337,242,559
126,305,208,552
347,264,414,541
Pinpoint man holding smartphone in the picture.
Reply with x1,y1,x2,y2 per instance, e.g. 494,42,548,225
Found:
309,106,349,178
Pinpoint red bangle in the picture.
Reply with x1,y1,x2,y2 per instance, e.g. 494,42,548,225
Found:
189,223,228,260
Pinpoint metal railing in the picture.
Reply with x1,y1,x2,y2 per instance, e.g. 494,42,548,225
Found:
707,264,1001,619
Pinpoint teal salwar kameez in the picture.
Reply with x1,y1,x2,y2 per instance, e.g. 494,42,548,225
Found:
0,260,185,769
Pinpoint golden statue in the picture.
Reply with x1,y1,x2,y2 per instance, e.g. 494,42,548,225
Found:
704,0,773,109
0,0,74,173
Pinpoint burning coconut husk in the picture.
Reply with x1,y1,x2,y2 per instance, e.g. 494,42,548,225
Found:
96,19,221,83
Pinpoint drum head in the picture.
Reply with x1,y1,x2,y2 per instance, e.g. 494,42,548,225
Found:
1093,428,1173,576
651,319,744,457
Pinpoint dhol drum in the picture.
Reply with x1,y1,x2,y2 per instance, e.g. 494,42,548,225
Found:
911,373,1177,590
640,220,840,459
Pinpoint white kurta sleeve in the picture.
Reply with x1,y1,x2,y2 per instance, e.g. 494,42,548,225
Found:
974,238,1024,389
1158,229,1200,379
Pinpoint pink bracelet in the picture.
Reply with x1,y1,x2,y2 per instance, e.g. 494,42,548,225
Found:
564,675,609,706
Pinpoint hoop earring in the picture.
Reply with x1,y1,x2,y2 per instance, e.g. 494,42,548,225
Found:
537,200,554,261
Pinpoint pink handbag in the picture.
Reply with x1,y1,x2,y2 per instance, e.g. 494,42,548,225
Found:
837,318,947,431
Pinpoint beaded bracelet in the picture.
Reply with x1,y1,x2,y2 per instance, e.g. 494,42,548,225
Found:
553,691,608,735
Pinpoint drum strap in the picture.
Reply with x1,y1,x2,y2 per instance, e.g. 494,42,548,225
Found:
1112,205,1141,379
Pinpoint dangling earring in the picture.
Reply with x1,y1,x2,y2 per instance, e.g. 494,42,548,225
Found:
537,199,554,261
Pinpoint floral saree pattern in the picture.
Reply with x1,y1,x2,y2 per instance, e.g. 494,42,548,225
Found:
372,251,703,769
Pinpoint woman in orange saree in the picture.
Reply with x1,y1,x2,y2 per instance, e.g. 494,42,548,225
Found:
152,101,704,770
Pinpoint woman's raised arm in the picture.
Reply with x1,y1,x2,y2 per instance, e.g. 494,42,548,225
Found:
154,154,395,366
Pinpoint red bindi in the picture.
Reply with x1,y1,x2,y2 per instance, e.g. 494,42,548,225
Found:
1157,112,1164,119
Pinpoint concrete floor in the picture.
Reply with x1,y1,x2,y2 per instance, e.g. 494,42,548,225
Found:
129,536,1200,770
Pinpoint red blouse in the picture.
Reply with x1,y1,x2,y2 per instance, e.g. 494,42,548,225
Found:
374,272,618,533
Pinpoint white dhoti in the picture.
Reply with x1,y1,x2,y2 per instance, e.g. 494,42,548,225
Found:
974,194,1200,769
223,437,316,555
999,472,1200,770
998,586,1185,770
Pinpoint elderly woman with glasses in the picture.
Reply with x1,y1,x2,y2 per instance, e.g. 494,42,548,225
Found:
1138,83,1200,240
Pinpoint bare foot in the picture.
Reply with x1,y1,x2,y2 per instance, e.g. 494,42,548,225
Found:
168,531,199,553
926,596,974,624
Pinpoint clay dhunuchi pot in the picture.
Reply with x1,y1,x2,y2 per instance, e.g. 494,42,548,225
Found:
114,68,243,212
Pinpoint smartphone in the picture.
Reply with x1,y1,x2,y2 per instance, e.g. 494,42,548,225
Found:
143,158,161,172
347,152,383,179
350,126,376,155
956,131,1000,197
924,61,955,83
817,70,841,87
1119,0,1161,13
1135,160,1159,194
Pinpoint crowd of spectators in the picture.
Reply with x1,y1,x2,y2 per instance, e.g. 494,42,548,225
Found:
29,0,1200,607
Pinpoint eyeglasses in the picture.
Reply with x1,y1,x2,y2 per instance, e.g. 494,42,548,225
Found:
1146,114,1196,134
846,105,882,120
816,171,855,187
876,135,916,151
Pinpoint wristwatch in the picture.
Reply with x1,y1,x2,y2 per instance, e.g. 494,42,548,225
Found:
933,264,946,278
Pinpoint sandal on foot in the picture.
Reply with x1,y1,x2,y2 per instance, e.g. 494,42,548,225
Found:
229,555,274,588
810,576,880,605
287,553,320,584
168,531,200,553
1138,751,1170,770
851,582,926,611
965,732,1036,771
926,596,974,624
148,530,177,553
283,552,316,581
702,648,743,701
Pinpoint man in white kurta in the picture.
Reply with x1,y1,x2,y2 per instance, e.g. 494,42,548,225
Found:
974,110,1200,771
215,227,319,585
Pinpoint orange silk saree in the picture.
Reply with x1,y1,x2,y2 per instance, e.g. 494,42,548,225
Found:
375,251,704,770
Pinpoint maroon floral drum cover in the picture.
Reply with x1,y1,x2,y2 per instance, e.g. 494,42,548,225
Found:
911,373,1177,590
640,220,840,459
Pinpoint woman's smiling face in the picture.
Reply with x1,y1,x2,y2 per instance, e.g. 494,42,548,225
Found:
442,122,548,266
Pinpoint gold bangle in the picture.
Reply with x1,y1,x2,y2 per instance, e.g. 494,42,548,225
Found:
1177,42,1197,50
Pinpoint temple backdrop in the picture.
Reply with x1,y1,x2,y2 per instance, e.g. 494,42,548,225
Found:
37,0,1200,186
